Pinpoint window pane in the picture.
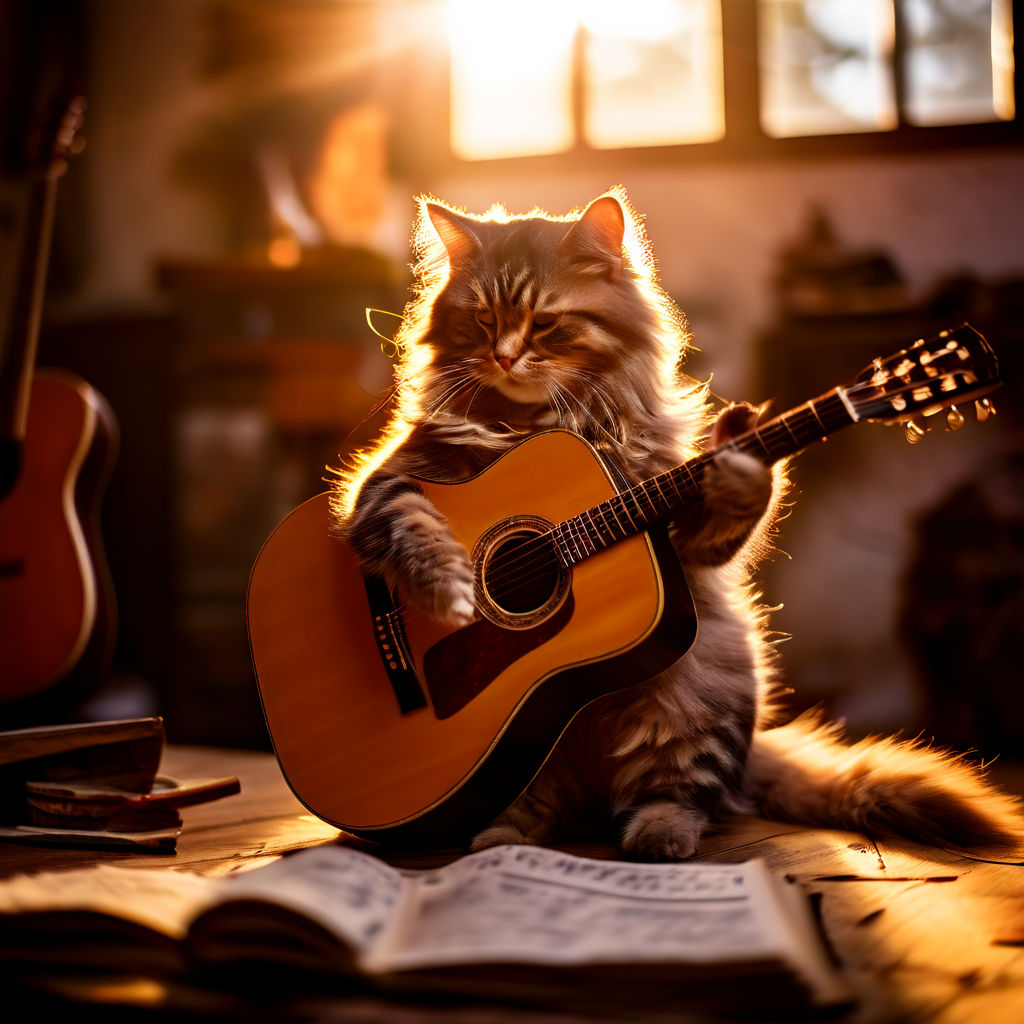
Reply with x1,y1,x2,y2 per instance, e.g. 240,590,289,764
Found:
902,0,1015,126
759,0,899,137
447,0,576,160
582,0,725,148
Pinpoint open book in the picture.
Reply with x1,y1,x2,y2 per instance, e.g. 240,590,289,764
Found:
0,843,851,1014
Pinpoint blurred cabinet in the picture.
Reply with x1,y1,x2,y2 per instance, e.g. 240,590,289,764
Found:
754,294,1023,736
157,248,402,747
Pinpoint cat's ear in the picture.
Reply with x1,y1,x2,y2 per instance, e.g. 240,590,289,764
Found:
559,195,625,279
425,203,482,266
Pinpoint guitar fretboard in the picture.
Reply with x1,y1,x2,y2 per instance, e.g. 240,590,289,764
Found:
550,388,856,566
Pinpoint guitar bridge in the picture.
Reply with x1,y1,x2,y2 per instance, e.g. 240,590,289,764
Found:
362,575,427,714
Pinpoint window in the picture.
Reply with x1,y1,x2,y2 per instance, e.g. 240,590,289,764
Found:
447,0,725,159
445,0,1017,161
760,0,1015,137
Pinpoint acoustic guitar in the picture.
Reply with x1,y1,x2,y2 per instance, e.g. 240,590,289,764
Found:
0,98,119,706
246,324,1000,845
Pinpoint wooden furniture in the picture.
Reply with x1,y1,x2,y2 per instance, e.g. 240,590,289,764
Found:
153,252,402,749
2,744,1023,1021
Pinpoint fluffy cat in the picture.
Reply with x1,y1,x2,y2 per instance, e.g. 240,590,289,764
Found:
331,189,1022,860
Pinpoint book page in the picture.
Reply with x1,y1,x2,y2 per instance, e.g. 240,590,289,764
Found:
0,863,218,940
367,845,786,972
216,843,404,952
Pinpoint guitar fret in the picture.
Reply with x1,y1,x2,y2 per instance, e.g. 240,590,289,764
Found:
530,329,990,579
556,521,582,567
677,458,703,498
616,493,638,531
625,487,647,527
582,510,598,549
752,429,772,461
779,411,802,448
604,502,624,541
605,498,627,537
807,399,827,436
650,475,671,512
567,518,588,562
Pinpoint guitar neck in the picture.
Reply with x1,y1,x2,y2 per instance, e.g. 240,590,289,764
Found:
0,172,58,445
551,388,857,566
0,95,84,498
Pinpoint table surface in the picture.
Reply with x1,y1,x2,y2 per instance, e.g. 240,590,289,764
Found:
3,744,1024,1023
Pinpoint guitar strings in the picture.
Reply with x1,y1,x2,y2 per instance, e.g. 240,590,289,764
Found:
386,370,973,616
463,388,837,601
458,371,966,602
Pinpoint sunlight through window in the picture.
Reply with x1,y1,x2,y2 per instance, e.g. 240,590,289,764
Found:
446,0,1017,157
447,0,577,160
758,0,898,137
583,0,725,148
903,0,1016,126
447,0,724,159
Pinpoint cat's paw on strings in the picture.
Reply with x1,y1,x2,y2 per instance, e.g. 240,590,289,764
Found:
705,401,773,520
704,451,773,520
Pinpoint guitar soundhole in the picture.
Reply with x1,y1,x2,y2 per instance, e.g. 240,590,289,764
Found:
474,516,571,630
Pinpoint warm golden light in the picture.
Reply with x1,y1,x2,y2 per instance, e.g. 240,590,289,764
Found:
446,0,725,159
446,0,577,160
759,0,898,137
993,0,1016,121
582,0,725,148
268,237,302,268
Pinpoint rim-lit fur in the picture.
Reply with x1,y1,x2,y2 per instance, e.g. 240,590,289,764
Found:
330,190,1023,859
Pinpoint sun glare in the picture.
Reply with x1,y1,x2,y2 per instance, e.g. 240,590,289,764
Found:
446,0,577,160
446,0,725,159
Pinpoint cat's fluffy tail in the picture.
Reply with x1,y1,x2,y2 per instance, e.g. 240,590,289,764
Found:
743,712,1024,849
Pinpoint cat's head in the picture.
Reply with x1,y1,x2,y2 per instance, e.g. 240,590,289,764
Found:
396,190,690,433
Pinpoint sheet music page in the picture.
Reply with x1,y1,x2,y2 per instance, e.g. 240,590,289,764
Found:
220,844,405,952
0,863,219,940
367,844,784,972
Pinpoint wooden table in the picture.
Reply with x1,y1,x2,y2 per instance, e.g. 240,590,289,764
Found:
3,745,1024,1022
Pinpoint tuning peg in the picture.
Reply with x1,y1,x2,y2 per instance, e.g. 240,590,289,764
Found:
945,406,965,431
905,420,927,445
975,398,996,422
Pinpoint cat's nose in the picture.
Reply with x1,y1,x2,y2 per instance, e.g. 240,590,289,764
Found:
497,355,514,372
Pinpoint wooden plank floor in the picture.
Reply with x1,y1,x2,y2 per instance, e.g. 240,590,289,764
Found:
2,745,1023,1022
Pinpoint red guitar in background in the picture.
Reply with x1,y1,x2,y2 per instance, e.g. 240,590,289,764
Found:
0,97,119,710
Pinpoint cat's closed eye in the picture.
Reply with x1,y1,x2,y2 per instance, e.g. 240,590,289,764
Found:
532,312,561,334
476,309,496,328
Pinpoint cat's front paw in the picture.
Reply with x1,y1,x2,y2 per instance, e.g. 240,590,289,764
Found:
470,804,555,850
432,571,477,628
469,821,529,851
703,450,772,519
401,532,477,627
619,801,705,861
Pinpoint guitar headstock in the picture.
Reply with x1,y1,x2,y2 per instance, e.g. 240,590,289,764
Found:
847,324,1001,434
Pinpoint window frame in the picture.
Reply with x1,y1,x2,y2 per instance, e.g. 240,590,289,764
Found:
404,0,1024,174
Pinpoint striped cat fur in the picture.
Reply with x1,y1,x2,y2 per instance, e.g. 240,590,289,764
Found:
331,189,1022,860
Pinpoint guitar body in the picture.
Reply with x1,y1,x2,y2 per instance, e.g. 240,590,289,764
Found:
0,370,118,704
247,429,697,845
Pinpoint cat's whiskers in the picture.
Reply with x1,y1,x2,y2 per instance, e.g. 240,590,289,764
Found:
420,359,486,418
461,379,489,424
544,381,581,434
427,373,476,416
551,369,626,447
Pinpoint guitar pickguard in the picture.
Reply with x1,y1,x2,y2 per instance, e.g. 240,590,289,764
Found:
423,592,576,719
